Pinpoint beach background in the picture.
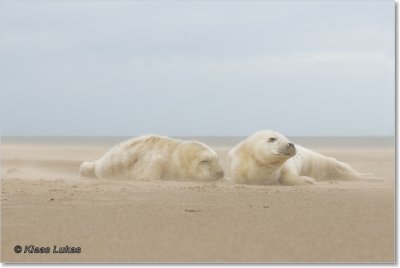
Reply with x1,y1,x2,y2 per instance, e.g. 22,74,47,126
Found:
1,136,395,262
1,0,395,263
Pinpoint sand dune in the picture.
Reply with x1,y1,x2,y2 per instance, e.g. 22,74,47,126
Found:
1,138,395,262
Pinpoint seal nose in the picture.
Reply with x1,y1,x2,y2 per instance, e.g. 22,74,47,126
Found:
288,143,294,148
217,170,224,178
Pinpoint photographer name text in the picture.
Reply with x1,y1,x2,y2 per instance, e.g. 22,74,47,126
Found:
14,245,81,254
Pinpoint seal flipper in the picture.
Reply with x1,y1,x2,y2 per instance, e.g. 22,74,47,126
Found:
353,172,383,182
279,168,316,186
79,161,97,178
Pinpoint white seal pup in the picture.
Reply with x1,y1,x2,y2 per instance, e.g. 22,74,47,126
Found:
228,130,377,185
80,135,224,181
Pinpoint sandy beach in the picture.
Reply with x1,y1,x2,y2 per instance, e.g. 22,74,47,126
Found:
1,137,395,262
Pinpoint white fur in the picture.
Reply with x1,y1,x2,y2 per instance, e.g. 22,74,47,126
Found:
80,135,224,181
228,130,377,186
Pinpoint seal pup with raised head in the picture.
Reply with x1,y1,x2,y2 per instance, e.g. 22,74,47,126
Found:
80,135,224,181
228,130,377,185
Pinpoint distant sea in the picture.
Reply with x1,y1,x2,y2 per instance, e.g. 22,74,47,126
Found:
1,136,395,148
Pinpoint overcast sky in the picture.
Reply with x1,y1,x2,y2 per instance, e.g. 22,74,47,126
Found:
0,1,395,137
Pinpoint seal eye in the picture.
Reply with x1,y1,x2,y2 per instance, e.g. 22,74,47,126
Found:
200,160,210,165
268,137,276,143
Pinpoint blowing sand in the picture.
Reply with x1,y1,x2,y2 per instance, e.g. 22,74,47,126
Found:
1,137,395,262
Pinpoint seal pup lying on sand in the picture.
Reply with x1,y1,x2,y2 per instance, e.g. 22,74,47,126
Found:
228,130,377,185
80,135,224,181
